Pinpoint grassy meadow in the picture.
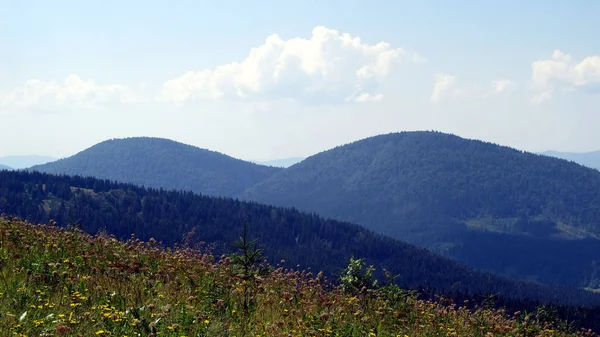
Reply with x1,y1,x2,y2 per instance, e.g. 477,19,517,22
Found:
0,216,597,336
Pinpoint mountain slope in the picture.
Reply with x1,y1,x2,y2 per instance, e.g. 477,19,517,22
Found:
541,150,600,171
0,155,57,169
0,169,598,306
241,131,600,289
0,164,11,170
30,137,282,197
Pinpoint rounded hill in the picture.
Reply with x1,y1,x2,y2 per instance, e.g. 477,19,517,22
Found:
242,131,600,288
30,137,282,197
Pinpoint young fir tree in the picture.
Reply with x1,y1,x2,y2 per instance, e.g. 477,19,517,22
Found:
231,220,264,314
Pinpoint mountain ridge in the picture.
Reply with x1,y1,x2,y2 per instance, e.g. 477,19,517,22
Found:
0,155,57,169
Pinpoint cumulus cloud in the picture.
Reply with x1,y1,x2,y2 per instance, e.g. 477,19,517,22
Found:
490,79,516,94
0,74,138,111
158,26,425,105
430,73,459,102
531,50,600,103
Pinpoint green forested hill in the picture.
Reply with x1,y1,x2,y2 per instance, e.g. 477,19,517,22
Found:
0,170,598,307
241,131,600,289
29,137,282,197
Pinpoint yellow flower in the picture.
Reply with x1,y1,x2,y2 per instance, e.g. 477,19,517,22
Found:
204,319,210,325
96,330,105,335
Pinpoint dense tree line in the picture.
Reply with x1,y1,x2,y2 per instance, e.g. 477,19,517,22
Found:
1,170,599,312
242,131,600,288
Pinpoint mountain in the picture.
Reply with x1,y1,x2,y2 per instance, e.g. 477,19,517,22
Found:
0,164,11,170
29,137,282,197
241,131,600,289
541,150,600,171
22,133,600,290
0,155,57,169
1,169,598,307
254,157,306,167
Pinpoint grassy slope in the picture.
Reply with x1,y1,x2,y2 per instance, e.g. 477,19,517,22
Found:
1,217,597,337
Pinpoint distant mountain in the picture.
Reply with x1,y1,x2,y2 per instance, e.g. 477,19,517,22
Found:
30,137,282,197
0,155,57,169
0,164,11,170
254,157,306,168
1,169,599,307
541,150,600,171
242,131,600,289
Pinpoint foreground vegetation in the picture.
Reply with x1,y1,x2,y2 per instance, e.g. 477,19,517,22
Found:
1,217,598,336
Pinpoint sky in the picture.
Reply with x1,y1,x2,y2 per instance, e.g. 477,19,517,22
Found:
1,0,599,161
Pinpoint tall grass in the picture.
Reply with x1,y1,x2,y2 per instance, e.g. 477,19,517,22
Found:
0,216,596,336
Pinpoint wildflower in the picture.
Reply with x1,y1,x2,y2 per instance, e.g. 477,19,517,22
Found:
56,324,72,335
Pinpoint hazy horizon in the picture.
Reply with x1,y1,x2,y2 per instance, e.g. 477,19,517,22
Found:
3,132,600,163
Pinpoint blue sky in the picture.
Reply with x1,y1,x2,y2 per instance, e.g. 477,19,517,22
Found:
1,0,599,160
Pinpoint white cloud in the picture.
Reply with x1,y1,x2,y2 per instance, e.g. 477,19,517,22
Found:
158,26,425,105
431,76,517,102
430,73,458,102
531,49,600,103
0,74,138,111
490,79,516,94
